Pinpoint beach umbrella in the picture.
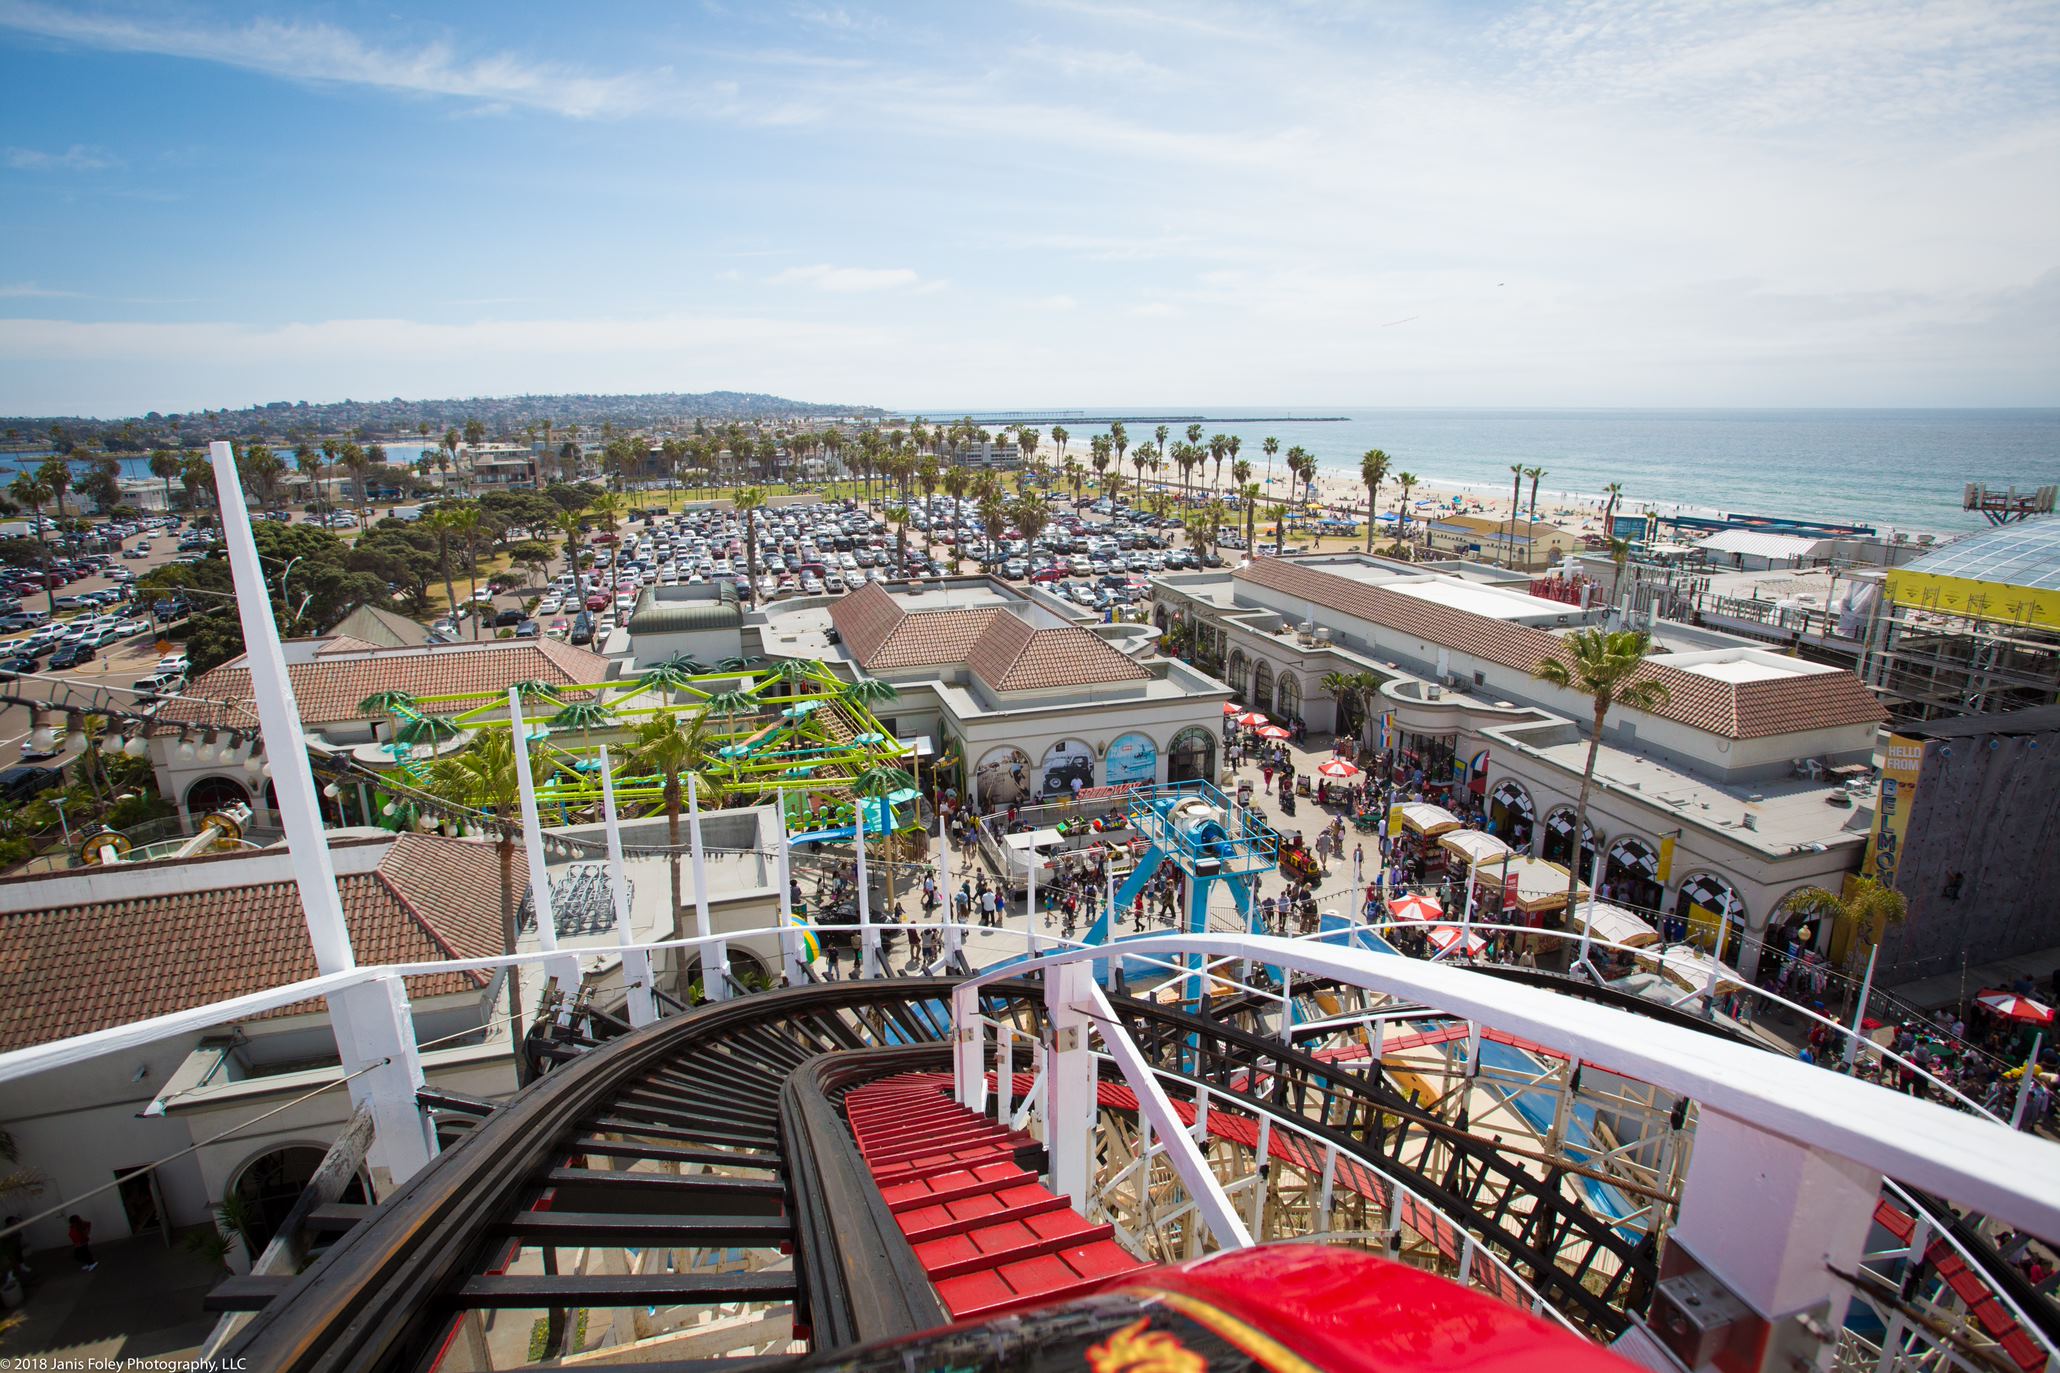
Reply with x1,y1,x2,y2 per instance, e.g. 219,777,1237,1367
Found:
1976,990,2055,1025
1255,724,1292,741
1316,758,1361,779
1236,710,1270,727
1222,702,1242,716
1386,892,1445,923
1427,924,1488,959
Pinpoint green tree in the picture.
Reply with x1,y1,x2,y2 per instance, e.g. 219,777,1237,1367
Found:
1359,448,1390,553
8,472,57,615
421,729,529,1039
1533,630,1672,922
149,447,183,513
1780,878,1908,969
734,487,767,595
631,713,715,928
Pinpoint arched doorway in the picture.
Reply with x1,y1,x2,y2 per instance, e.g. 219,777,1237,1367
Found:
231,1145,367,1253
1601,836,1663,914
1487,780,1536,851
185,774,252,817
1672,872,1746,956
1276,671,1302,725
685,946,774,995
1252,661,1274,716
1541,807,1600,881
1167,727,1216,784
1765,888,1833,967
1153,604,1171,631
1226,649,1248,701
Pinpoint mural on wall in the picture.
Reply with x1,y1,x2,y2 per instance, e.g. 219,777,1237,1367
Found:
973,746,1034,808
1037,738,1098,800
1103,732,1159,787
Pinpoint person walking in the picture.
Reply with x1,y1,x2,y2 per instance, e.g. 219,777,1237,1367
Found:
1353,843,1365,882
67,1214,96,1272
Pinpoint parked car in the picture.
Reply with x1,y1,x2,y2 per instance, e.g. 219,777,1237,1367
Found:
0,764,54,802
49,641,95,669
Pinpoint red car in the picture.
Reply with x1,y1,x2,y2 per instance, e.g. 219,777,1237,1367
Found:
584,591,610,611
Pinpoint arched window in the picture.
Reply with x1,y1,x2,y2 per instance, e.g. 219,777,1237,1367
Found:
1167,727,1216,783
1276,671,1302,722
1253,660,1274,714
1542,807,1600,879
233,1145,368,1253
1601,836,1663,914
1672,872,1747,956
186,774,252,817
1226,649,1248,700
1488,780,1536,851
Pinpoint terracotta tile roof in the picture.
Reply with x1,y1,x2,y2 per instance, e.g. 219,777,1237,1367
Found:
157,638,611,732
1232,557,1884,739
830,583,1003,670
0,835,513,1053
968,616,1152,692
314,635,381,655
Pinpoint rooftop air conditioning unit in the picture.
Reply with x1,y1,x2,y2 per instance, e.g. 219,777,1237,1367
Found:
1428,684,1443,700
1742,813,1758,831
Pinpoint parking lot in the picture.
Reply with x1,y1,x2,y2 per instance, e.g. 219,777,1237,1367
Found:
0,516,193,756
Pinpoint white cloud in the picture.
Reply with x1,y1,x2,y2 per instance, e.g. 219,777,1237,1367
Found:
0,281,82,297
0,0,671,119
4,143,119,171
766,264,928,293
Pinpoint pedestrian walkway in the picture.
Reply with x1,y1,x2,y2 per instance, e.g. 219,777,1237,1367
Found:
1,1232,222,1364
1890,944,2060,1012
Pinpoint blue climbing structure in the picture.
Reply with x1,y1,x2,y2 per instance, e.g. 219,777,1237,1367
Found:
1089,781,1281,1004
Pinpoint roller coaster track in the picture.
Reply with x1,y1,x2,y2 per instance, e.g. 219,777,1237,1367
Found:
210,970,2059,1373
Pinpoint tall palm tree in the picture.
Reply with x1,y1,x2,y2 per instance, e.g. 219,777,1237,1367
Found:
1602,481,1625,536
1012,493,1050,552
8,473,57,616
976,483,1009,568
886,503,911,575
422,509,461,620
1320,670,1360,739
420,729,530,1047
1780,878,1908,970
1231,459,1254,547
446,503,484,634
734,486,767,595
631,713,714,929
854,763,919,937
1525,465,1546,525
1359,448,1390,553
1534,629,1671,921
1208,434,1228,499
1111,421,1129,476
149,447,181,515
1393,470,1419,551
1506,464,1525,569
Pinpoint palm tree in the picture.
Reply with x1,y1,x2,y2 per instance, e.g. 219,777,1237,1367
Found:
1270,502,1289,557
8,473,56,616
1320,670,1360,739
854,763,919,935
631,713,714,929
1231,459,1255,547
1534,630,1671,922
1506,464,1525,569
1111,421,1129,477
976,484,1008,569
1779,878,1908,971
1208,434,1228,500
445,504,483,634
735,486,767,595
422,508,460,620
149,447,181,514
1359,448,1390,553
1262,435,1279,499
420,729,529,1051
885,503,911,576
1602,481,1625,536
1525,465,1546,525
359,690,420,755
840,676,899,717
1393,470,1418,545
618,659,699,705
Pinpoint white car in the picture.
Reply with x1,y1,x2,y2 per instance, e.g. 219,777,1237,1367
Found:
537,595,562,615
157,653,191,675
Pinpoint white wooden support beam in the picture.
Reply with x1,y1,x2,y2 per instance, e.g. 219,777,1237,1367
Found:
951,985,986,1112
776,838,805,987
506,689,581,998
1083,981,1252,1250
1045,962,1097,1214
596,748,654,1028
686,774,727,999
211,442,433,1186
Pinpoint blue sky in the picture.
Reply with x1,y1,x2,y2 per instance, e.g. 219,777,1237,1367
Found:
2,0,2056,416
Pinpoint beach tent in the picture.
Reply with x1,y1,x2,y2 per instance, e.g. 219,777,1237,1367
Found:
1439,829,1511,868
1571,900,1660,949
1386,892,1446,923
1392,802,1462,836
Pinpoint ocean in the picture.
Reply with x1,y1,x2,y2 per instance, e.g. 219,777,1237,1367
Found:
10,411,2056,537
976,408,2060,537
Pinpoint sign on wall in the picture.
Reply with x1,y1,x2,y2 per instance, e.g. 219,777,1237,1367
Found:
1103,733,1159,786
1037,739,1097,800
1863,733,1926,889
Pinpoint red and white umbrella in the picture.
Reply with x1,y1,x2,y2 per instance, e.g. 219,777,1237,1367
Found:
1976,990,2055,1025
1316,758,1361,779
1222,702,1243,716
1236,710,1271,727
1255,724,1292,741
1386,892,1445,923
1428,924,1488,959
